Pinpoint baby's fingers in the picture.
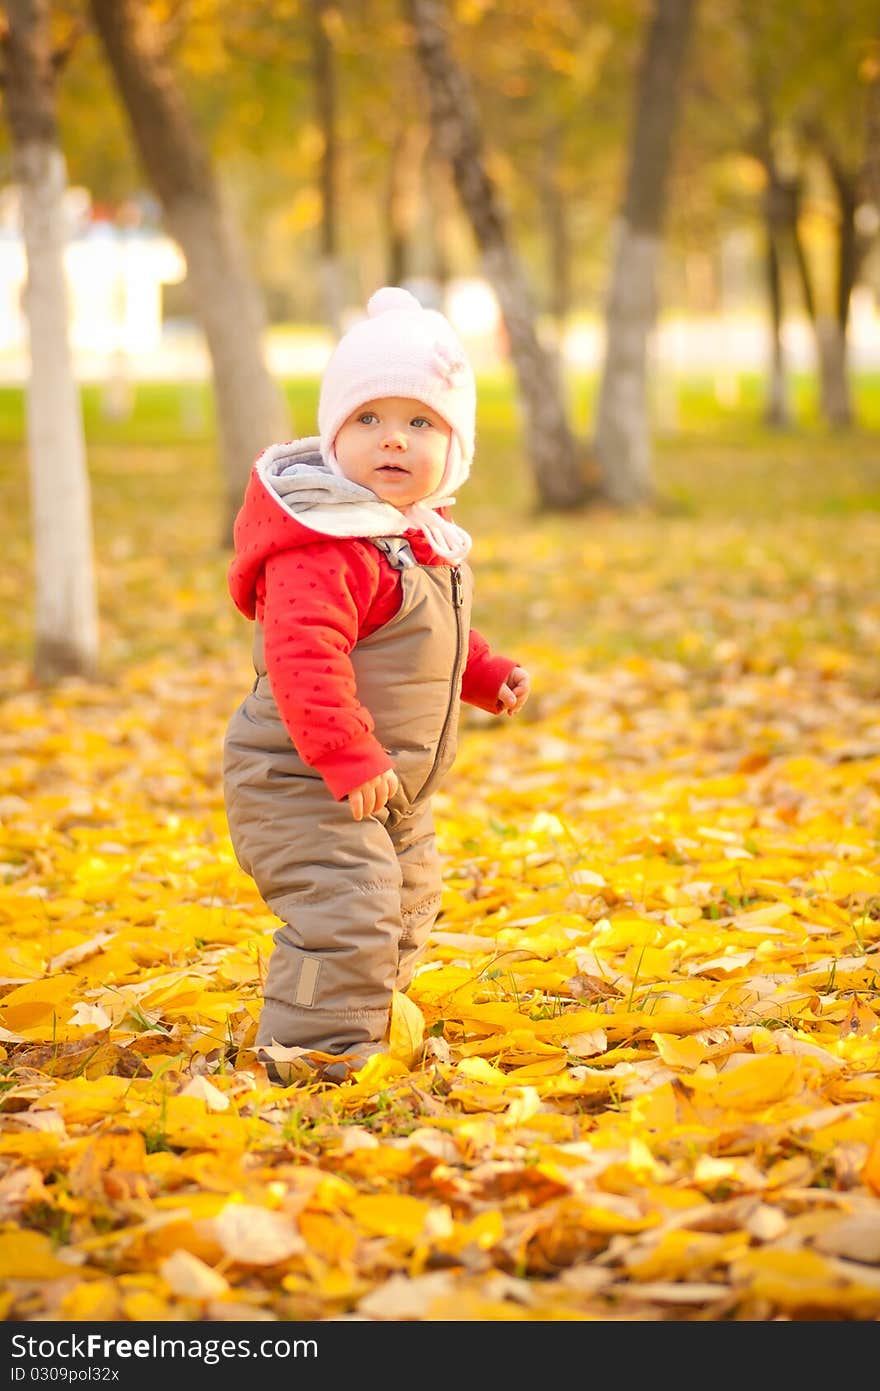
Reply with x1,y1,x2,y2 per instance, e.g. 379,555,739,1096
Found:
371,771,397,809
349,770,399,820
351,787,376,820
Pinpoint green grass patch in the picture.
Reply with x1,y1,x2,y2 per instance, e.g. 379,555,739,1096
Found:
2,367,879,676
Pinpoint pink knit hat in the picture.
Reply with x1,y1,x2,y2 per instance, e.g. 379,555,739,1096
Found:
318,286,476,503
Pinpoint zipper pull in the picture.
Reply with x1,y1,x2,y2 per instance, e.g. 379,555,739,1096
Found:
451,566,464,607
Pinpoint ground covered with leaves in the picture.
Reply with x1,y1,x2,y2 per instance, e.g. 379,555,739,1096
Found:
1,420,880,1321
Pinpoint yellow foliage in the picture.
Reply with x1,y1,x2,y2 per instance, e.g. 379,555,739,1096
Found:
0,1229,78,1279
348,1194,434,1244
733,1248,880,1316
388,990,425,1066
651,1032,709,1069
626,1229,747,1280
687,1055,804,1110
2,487,880,1321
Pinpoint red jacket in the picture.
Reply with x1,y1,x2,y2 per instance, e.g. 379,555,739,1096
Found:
228,462,517,800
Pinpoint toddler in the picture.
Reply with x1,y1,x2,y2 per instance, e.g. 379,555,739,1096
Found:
223,286,530,1082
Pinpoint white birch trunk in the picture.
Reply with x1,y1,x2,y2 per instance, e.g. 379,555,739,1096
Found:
766,348,790,429
87,0,291,540
19,142,98,680
593,0,694,507
168,195,290,507
318,255,345,340
816,315,853,427
594,223,658,507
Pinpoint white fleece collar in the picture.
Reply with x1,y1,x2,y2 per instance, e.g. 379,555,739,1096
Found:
255,436,472,561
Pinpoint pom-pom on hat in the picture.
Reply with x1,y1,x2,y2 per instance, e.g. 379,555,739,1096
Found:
318,286,476,502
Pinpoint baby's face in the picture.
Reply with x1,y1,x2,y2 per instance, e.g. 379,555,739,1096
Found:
334,396,451,508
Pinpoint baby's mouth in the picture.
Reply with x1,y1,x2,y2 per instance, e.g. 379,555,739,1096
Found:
376,464,409,475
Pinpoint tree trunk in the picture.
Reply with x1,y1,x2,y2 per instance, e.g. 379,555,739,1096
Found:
786,194,850,429
823,152,857,428
406,0,586,510
2,0,98,683
782,187,846,424
385,124,427,288
755,145,792,429
311,0,344,337
797,121,860,428
594,0,695,507
814,316,851,426
387,131,408,287
424,135,454,292
540,122,571,368
864,63,880,212
749,101,792,429
762,220,789,428
88,0,290,539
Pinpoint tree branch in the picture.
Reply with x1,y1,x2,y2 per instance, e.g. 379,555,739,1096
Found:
0,13,8,88
51,17,87,76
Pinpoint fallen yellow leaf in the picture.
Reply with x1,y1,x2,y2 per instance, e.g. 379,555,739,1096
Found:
389,989,425,1066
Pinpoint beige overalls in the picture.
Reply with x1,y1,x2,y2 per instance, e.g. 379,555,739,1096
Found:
223,537,473,1057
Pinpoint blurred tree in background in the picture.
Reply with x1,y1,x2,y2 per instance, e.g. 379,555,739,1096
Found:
0,0,97,681
743,0,880,428
408,0,586,507
2,0,879,680
88,0,291,534
23,0,877,343
593,0,695,507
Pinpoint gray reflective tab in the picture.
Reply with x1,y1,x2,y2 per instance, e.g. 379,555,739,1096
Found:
294,957,321,1007
371,536,417,569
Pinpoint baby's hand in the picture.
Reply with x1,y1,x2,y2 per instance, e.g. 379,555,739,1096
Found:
347,769,400,821
497,665,531,716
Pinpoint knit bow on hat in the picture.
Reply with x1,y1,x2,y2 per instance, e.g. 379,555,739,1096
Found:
432,341,469,386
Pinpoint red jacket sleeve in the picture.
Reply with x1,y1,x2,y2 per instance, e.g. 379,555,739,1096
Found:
262,542,394,800
461,627,518,714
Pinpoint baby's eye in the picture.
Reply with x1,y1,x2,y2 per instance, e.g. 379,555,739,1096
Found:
357,412,379,424
411,417,433,428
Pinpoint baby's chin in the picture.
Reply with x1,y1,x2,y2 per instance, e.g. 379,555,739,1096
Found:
372,486,422,508
367,476,430,508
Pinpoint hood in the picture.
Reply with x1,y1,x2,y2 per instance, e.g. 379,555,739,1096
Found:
228,436,425,619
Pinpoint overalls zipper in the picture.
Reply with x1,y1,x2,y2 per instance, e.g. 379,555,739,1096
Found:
413,564,464,802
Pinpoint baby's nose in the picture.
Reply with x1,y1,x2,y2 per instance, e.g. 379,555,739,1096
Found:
381,430,407,450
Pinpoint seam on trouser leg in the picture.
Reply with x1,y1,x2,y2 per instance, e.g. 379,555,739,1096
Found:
399,893,442,949
260,1000,389,1026
294,957,321,1007
401,892,441,922
268,877,401,923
